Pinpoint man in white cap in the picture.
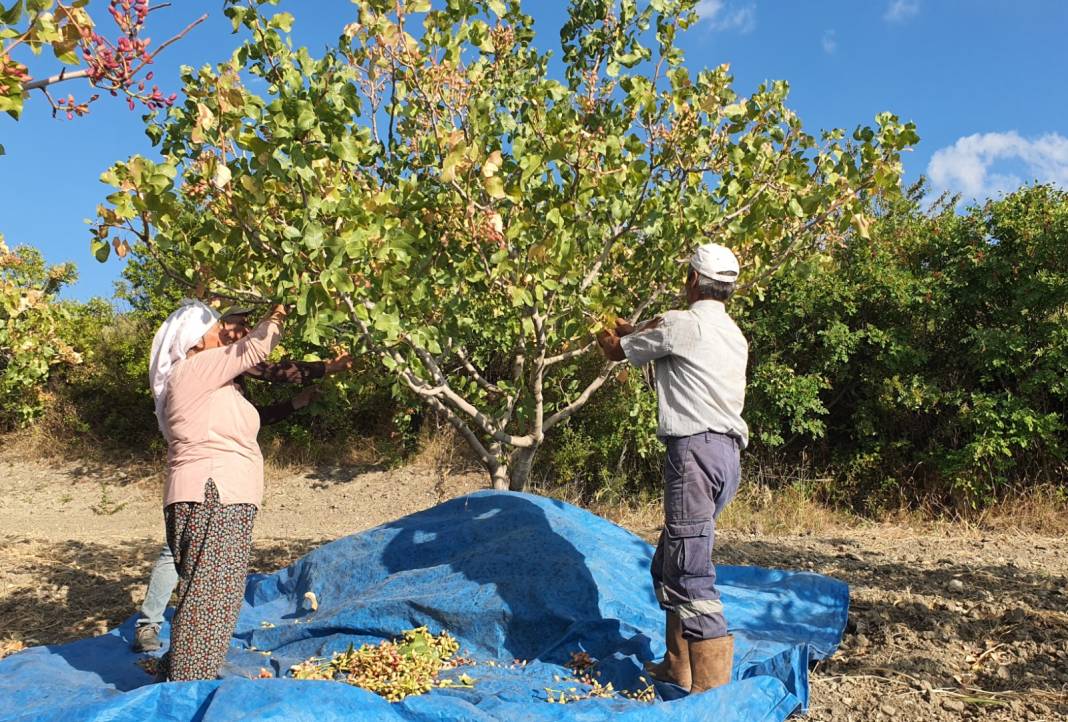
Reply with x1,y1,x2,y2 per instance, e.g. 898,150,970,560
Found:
596,242,748,693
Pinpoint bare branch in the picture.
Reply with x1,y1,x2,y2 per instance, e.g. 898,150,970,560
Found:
339,296,533,449
544,362,618,431
423,393,495,467
631,280,673,321
23,68,89,92
129,13,208,76
448,341,503,395
404,335,536,448
531,312,547,442
544,340,595,367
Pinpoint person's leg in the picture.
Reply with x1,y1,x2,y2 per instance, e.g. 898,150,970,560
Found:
137,545,178,626
132,544,178,651
659,434,724,638
658,432,740,692
644,451,693,688
163,480,256,682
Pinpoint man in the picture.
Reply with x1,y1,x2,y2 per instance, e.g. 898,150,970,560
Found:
596,242,747,693
132,306,354,653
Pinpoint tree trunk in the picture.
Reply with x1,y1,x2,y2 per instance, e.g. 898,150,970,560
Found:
489,463,509,491
507,445,539,492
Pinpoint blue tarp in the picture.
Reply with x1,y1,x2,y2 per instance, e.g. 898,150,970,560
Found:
0,491,848,721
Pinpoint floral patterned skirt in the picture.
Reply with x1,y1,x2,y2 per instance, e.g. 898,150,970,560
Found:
161,479,256,681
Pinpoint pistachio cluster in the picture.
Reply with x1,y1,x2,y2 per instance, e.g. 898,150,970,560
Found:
544,650,656,705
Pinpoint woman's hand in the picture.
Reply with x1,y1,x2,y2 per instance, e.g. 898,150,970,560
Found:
268,304,288,323
291,386,320,410
325,352,354,375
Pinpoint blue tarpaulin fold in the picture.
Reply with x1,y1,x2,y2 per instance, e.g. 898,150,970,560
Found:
0,491,848,721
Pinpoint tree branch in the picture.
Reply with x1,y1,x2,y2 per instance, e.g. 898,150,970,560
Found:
545,340,595,367
544,362,618,432
23,68,89,92
404,334,536,448
448,341,503,395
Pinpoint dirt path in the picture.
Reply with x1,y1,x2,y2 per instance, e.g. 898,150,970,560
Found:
0,451,1064,721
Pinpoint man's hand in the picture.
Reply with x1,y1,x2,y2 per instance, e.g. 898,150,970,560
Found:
614,318,636,337
596,328,627,362
325,352,354,375
291,386,320,410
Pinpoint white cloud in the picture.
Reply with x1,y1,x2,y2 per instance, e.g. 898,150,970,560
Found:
884,0,919,23
926,131,1068,199
695,0,756,33
821,29,837,54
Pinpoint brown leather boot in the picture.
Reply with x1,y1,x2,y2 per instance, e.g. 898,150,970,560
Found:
688,634,734,693
643,612,692,689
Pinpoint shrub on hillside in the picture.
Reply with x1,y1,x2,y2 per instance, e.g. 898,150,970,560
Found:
741,183,1068,507
0,242,80,429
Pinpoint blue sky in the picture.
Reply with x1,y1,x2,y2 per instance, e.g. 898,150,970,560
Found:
3,0,1066,300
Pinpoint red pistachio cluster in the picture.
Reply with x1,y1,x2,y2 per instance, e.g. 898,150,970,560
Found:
55,92,97,120
77,0,178,112
0,54,30,84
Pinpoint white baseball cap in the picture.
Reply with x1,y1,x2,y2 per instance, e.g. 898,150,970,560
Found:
690,243,740,283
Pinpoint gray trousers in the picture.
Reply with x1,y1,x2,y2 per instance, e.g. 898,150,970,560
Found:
651,430,740,640
137,544,179,627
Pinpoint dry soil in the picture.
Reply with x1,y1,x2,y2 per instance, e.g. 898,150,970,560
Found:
0,448,1064,721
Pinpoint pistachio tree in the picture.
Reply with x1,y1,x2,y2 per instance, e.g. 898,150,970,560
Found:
92,0,918,489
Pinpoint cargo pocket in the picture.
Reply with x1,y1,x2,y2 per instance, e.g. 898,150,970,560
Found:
666,520,713,578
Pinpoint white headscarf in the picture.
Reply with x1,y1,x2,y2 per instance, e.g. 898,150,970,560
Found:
149,299,221,438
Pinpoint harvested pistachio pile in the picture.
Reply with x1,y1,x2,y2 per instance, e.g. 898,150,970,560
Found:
289,627,473,702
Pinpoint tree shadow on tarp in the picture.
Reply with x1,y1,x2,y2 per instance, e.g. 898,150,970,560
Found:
379,492,647,665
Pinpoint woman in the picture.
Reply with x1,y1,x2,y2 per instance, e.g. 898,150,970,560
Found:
148,299,286,680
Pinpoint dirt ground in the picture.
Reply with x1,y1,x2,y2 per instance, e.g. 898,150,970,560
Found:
0,448,1064,721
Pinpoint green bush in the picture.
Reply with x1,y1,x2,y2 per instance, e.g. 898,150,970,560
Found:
43,299,162,454
540,360,661,502
0,243,80,429
740,183,1068,507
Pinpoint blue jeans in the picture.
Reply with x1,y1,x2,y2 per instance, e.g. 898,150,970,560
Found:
136,544,179,627
651,431,740,640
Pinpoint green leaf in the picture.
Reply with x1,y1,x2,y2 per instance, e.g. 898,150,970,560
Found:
331,136,359,163
296,103,316,132
268,12,294,32
303,222,324,249
483,176,506,199
441,143,466,183
1,1,25,24
91,239,110,263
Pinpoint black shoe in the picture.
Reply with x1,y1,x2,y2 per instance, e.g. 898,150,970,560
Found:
133,624,162,652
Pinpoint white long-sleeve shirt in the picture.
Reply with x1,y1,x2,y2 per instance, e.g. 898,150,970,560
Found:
620,299,749,447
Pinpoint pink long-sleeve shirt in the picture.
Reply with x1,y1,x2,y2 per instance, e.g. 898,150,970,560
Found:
162,316,283,508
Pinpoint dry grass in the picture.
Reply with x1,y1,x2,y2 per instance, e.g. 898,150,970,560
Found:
965,485,1068,536
0,423,162,485
260,434,395,475
543,475,1068,542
